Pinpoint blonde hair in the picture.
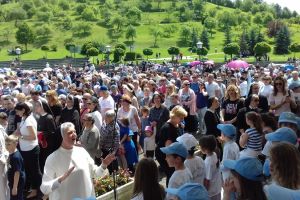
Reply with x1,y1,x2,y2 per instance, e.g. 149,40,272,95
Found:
16,93,26,103
170,105,187,119
46,90,60,106
224,85,240,100
5,135,19,144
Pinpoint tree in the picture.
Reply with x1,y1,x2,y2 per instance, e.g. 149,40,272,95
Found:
254,42,271,61
223,43,240,59
126,7,142,26
267,20,285,37
256,31,264,43
125,25,137,43
162,25,176,38
168,46,180,61
239,31,249,57
253,13,263,24
143,48,153,60
149,27,161,48
81,7,96,21
224,26,232,46
179,26,191,47
8,8,27,26
217,11,237,29
36,11,52,23
15,23,35,51
248,29,257,55
274,26,291,54
289,43,300,58
73,24,92,37
86,47,99,63
196,47,208,59
41,45,50,58
200,29,210,50
113,47,125,62
204,17,216,37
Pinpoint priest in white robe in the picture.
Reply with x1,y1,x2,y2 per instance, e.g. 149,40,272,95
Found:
40,122,115,200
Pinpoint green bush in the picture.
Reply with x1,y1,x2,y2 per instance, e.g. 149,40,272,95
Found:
59,0,70,10
124,52,136,61
51,44,57,51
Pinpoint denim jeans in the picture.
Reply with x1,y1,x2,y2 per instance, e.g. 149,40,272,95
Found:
197,107,207,133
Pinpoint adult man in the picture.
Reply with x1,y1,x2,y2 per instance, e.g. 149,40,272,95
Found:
98,85,115,118
40,122,115,200
205,74,220,98
288,71,300,87
3,96,21,135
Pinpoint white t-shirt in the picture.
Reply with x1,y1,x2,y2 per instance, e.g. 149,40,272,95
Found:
268,91,295,116
98,95,115,117
167,167,192,200
260,84,273,99
90,111,102,131
184,156,205,185
204,152,222,197
239,81,248,97
117,105,140,132
19,115,38,151
221,141,240,181
205,82,220,98
144,133,156,151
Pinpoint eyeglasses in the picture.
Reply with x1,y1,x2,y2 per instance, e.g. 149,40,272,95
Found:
83,118,91,121
275,82,283,86
87,102,93,105
184,84,190,86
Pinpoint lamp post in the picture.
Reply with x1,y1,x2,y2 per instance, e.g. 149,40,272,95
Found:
105,45,111,68
196,41,203,60
15,48,21,61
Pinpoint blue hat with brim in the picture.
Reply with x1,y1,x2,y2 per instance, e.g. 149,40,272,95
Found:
265,127,297,145
278,112,298,125
217,124,236,138
166,183,209,200
288,82,300,90
160,142,188,158
223,157,263,181
99,85,108,91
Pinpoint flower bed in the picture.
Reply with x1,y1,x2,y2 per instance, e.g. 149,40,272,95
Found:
94,169,133,200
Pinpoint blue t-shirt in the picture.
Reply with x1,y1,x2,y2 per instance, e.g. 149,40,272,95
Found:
7,151,25,189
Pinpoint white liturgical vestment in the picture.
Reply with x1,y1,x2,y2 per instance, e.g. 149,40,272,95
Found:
40,146,108,200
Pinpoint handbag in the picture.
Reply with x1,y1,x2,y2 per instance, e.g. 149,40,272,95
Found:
37,132,48,148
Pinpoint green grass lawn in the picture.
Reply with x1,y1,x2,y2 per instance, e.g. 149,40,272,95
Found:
0,1,299,63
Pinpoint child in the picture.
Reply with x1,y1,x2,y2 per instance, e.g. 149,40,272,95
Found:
160,142,192,200
143,126,156,158
217,124,240,181
239,112,263,158
177,133,205,185
5,135,25,200
199,135,222,200
140,106,150,150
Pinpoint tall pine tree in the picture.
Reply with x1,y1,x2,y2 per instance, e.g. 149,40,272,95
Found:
256,31,264,43
239,31,249,57
224,26,232,46
190,28,198,48
248,29,257,56
274,26,291,54
201,29,210,50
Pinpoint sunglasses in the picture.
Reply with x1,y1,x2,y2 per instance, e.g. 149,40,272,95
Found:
253,99,259,102
275,82,283,86
184,84,190,86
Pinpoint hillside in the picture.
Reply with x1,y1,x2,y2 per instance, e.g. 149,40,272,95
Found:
0,0,299,63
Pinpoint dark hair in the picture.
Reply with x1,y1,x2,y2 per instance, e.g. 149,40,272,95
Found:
247,83,260,97
151,93,164,104
261,113,278,132
15,102,32,117
273,76,287,96
171,154,186,163
246,112,263,135
133,158,165,200
231,170,267,200
90,96,100,112
207,97,216,108
188,146,196,156
199,135,220,168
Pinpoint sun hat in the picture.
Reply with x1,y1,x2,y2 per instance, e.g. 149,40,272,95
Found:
223,157,263,181
176,133,199,151
166,183,209,200
288,81,300,90
145,126,153,133
217,124,236,139
160,142,188,158
265,127,297,145
278,112,298,125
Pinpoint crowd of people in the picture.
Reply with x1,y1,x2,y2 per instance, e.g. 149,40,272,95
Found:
0,61,299,200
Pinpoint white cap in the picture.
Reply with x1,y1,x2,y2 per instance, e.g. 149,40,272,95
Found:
177,133,199,151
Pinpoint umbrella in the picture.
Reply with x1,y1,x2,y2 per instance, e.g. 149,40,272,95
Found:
284,64,295,71
204,60,214,65
227,60,249,70
43,67,52,72
190,60,201,66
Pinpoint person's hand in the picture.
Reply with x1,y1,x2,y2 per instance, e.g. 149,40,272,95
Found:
223,178,236,195
217,136,224,144
12,187,17,196
102,153,116,168
58,166,75,183
151,121,157,127
285,96,292,104
14,130,21,137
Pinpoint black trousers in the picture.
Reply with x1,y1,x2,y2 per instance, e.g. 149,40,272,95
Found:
20,145,42,190
101,149,119,174
155,147,175,187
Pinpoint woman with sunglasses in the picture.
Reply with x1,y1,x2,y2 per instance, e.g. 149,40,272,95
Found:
269,76,297,117
86,96,102,131
46,90,62,125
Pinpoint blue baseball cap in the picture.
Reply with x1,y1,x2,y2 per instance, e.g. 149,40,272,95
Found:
278,112,298,125
160,142,188,158
166,183,209,200
99,85,108,91
223,157,263,181
217,124,236,138
265,127,298,145
265,183,300,200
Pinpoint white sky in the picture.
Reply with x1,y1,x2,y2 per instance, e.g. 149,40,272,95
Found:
263,0,300,14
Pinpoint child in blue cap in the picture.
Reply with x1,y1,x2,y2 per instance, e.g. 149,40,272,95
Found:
166,183,209,200
160,142,192,200
217,124,240,181
223,157,267,200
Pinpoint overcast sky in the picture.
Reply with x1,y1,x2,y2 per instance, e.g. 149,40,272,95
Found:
263,0,300,14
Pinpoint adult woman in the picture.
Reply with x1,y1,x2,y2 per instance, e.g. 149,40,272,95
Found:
178,80,198,133
46,90,63,125
204,97,221,137
261,112,278,134
14,102,42,199
131,158,165,200
155,105,187,186
35,100,57,171
86,97,102,131
196,82,208,133
245,83,269,113
269,76,297,117
59,95,81,135
164,83,176,109
21,78,34,96
221,85,244,125
117,95,141,153
149,93,170,141
260,75,274,99
80,113,100,161
123,84,139,109
139,87,152,108
264,143,300,199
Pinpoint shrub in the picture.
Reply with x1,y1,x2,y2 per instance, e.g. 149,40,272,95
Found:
124,52,136,61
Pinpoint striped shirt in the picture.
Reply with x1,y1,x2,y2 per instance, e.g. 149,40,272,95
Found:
245,128,262,151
